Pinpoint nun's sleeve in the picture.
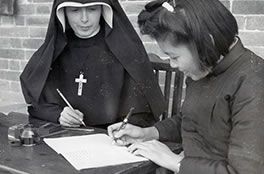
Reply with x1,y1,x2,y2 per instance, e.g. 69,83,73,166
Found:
28,103,62,123
28,77,63,123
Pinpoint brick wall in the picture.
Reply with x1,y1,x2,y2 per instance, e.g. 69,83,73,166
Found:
0,0,264,106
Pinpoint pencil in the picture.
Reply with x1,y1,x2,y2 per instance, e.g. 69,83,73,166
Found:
56,88,86,127
63,127,94,132
117,107,135,131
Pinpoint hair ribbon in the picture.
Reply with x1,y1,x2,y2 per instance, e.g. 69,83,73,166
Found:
162,2,174,12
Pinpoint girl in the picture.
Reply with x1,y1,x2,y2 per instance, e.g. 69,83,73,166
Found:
108,0,264,173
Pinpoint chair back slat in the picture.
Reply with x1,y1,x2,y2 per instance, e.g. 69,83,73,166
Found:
149,53,184,120
172,71,184,116
154,70,159,81
163,71,172,119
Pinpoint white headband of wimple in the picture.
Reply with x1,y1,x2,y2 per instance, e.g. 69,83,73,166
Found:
56,2,113,32
162,2,174,12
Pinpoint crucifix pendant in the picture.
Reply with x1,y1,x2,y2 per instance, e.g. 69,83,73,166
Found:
75,72,87,96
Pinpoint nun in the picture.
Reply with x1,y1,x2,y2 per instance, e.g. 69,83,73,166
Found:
20,0,166,128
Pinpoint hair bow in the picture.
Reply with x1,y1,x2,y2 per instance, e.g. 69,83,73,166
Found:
162,2,174,12
145,0,176,13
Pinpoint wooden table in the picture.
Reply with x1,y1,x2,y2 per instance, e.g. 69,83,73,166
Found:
0,112,182,174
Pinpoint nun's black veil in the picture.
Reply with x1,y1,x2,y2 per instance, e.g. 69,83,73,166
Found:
20,0,165,120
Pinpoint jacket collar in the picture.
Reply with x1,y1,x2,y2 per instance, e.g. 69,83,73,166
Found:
212,37,247,76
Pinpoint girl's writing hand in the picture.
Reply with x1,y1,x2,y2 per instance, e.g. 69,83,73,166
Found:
107,122,147,146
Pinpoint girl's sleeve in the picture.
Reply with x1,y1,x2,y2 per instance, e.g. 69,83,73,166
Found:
154,113,182,143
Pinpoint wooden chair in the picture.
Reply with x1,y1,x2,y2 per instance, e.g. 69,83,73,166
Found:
149,53,184,120
149,53,184,174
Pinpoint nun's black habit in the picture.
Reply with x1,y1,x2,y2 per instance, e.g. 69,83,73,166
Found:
20,0,166,127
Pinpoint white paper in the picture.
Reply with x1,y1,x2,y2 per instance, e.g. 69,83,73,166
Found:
44,134,148,170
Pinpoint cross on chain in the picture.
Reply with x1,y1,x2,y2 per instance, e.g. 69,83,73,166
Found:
75,72,87,96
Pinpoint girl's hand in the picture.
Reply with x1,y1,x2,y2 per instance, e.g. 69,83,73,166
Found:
128,140,184,173
107,123,159,146
59,107,84,127
107,123,146,145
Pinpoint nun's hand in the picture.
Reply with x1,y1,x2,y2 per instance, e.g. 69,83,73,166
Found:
128,140,184,173
59,107,84,127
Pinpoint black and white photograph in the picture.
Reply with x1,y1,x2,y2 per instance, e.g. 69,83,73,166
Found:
0,0,264,173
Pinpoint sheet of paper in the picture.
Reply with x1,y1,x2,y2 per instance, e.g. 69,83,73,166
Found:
44,134,148,170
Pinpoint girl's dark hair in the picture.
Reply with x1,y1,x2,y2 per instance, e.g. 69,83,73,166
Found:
138,0,238,68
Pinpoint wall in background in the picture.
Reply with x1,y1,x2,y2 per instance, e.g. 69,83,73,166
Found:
0,0,264,106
